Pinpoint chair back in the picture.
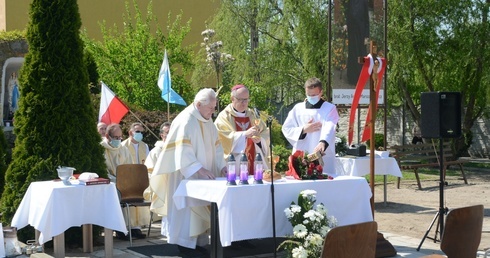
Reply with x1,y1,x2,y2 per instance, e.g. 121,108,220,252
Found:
440,204,484,258
116,164,149,203
321,221,378,258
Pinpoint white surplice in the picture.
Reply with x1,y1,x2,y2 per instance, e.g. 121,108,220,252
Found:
150,104,226,248
282,101,339,176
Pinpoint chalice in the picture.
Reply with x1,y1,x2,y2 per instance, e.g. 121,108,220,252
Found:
251,118,261,140
268,154,280,172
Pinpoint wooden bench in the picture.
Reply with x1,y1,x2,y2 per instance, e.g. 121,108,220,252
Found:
390,142,469,189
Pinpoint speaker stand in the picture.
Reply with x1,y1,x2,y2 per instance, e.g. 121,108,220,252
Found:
417,138,447,251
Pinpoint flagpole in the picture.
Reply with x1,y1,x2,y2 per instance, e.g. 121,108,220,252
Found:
167,93,170,122
127,109,160,140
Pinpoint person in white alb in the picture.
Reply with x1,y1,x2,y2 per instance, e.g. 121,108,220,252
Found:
122,122,150,164
144,122,171,173
282,77,339,177
150,88,227,254
120,122,151,239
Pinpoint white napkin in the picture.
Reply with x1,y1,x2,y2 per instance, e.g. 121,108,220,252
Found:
78,172,99,180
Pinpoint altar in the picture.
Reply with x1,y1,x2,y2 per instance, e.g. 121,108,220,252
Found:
173,176,373,256
11,181,127,258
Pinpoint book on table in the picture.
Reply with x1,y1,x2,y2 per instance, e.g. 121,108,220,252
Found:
78,177,110,185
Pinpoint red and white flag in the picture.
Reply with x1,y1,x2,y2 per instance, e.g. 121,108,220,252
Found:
98,82,129,124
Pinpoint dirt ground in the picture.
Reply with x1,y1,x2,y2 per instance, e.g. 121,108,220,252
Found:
372,167,490,252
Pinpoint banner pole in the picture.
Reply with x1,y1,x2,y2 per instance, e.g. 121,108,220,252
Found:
128,109,160,140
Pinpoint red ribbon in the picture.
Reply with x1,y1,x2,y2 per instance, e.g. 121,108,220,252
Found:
361,60,386,142
348,56,386,145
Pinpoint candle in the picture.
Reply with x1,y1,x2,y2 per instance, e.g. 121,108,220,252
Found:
228,170,236,182
255,169,263,180
240,170,248,181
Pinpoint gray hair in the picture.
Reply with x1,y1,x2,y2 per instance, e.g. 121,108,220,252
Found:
194,88,216,105
129,122,143,132
160,122,171,132
230,85,249,98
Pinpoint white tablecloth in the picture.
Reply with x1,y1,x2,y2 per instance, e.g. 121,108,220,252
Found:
11,181,127,244
173,176,373,247
335,156,403,177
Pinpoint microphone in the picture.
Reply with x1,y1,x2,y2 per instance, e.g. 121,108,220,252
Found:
267,116,273,128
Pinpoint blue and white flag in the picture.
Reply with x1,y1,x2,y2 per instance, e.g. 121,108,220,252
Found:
157,50,186,106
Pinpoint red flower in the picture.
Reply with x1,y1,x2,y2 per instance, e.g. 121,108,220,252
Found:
316,165,323,172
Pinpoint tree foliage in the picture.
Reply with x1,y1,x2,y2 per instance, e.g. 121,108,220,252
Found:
82,1,196,112
388,0,490,155
193,0,332,116
0,0,106,241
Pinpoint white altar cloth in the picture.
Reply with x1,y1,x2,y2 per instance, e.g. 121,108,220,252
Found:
11,181,127,244
173,176,373,247
335,156,403,177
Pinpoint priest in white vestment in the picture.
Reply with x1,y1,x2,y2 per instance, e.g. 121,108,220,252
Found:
100,123,132,180
215,84,270,174
150,88,227,249
282,78,339,176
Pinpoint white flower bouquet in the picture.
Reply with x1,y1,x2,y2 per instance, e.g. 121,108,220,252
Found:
279,189,337,258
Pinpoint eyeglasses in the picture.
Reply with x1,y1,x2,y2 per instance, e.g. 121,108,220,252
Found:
134,130,144,134
111,136,122,140
234,97,249,103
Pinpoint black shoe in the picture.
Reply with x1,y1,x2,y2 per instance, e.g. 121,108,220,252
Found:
116,231,129,240
131,228,147,239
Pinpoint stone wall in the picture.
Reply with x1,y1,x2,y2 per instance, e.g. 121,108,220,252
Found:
0,39,28,66
336,106,490,158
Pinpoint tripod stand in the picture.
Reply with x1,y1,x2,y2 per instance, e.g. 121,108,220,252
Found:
417,138,448,251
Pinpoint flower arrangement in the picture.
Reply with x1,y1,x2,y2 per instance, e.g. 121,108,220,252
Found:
280,190,337,258
286,150,327,180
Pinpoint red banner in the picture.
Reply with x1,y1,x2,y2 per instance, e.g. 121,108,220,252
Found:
348,55,386,145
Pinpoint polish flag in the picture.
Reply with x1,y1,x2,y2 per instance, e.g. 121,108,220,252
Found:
98,82,129,124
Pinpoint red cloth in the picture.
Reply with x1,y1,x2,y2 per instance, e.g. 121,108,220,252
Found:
285,150,304,180
234,116,256,175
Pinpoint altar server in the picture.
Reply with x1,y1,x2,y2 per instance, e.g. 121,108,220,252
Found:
282,77,339,176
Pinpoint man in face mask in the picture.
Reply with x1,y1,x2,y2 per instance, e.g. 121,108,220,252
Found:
282,77,339,177
101,123,132,180
122,122,150,164
102,123,150,240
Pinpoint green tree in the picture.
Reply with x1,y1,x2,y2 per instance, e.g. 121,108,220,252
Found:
193,0,332,116
388,0,490,156
0,128,9,195
0,0,106,240
82,1,195,112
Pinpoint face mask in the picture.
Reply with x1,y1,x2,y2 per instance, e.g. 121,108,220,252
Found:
306,95,321,105
110,139,121,148
133,132,143,142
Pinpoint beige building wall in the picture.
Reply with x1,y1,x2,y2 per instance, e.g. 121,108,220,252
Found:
1,0,219,46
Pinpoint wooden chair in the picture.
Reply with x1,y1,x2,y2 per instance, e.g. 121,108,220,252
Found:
321,221,378,258
116,164,154,246
422,204,484,258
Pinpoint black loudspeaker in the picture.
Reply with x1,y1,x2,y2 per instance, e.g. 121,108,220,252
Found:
420,92,461,138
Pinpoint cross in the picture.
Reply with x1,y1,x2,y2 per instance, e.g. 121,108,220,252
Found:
358,41,378,217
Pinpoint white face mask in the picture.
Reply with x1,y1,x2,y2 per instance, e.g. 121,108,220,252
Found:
133,132,143,142
306,95,321,105
110,139,121,148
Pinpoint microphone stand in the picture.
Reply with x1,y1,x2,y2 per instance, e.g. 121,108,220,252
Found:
267,116,277,258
